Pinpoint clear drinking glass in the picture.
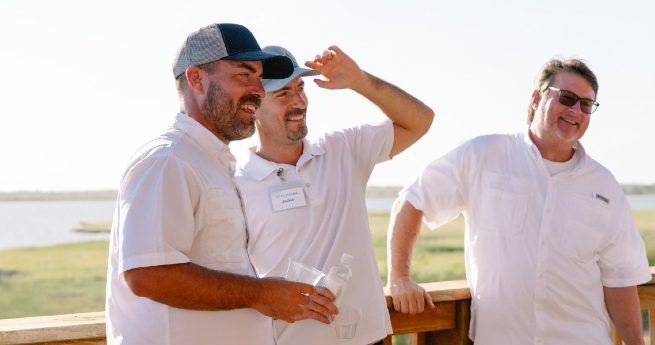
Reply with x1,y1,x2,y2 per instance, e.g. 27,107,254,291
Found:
285,259,325,286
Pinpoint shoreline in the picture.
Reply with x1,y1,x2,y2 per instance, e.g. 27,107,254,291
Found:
2,184,655,201
2,207,655,253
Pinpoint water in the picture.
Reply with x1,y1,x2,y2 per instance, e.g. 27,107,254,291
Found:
366,197,397,212
629,194,655,209
0,200,114,250
0,195,653,250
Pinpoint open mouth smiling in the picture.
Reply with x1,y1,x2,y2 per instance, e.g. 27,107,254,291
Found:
240,104,258,114
286,114,305,121
560,117,578,126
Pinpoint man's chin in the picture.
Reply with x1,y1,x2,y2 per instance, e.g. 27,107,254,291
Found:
286,132,307,142
226,126,256,141
555,131,580,146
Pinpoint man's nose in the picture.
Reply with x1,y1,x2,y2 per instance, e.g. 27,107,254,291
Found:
293,91,308,108
250,80,265,99
563,99,584,116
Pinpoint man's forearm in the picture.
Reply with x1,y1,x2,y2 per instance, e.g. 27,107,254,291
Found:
352,72,433,130
124,262,338,324
387,198,424,281
124,262,262,310
604,286,645,345
352,72,434,157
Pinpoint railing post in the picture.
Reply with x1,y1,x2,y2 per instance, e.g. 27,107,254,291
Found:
649,308,655,345
638,276,655,345
409,332,426,345
423,300,473,345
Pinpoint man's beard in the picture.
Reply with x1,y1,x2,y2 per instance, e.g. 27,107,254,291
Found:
202,81,258,141
284,108,308,142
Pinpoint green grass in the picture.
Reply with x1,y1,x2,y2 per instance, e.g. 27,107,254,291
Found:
369,211,467,283
373,209,655,283
1,209,654,319
71,220,112,233
0,241,108,318
635,209,655,264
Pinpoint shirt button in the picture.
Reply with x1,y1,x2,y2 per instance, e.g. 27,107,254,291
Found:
305,182,311,187
545,208,551,214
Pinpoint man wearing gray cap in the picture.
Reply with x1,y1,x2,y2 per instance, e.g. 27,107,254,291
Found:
235,45,434,344
105,24,337,345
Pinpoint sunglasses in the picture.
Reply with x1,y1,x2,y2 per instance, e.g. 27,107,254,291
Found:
547,87,599,114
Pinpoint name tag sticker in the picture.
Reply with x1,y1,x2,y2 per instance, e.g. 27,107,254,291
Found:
268,181,307,212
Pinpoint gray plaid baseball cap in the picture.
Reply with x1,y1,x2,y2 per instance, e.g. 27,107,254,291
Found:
172,23,293,79
261,46,320,92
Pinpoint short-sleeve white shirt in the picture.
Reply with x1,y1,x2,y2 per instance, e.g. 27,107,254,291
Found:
235,121,395,345
402,131,651,345
106,113,274,345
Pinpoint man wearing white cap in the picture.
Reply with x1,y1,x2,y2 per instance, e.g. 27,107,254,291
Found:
106,24,337,345
236,45,434,344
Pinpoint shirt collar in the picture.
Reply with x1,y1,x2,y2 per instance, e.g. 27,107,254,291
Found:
240,149,279,181
240,138,326,181
522,127,542,160
521,127,589,176
173,113,235,168
297,137,326,167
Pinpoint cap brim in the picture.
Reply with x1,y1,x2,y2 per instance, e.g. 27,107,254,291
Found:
222,51,293,79
262,67,321,93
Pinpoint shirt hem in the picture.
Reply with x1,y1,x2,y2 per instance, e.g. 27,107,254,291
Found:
602,273,652,287
120,252,190,274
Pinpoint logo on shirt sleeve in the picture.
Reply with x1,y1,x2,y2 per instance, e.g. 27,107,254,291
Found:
594,193,610,205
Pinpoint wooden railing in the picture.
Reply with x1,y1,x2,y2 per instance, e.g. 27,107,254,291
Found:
1,271,655,345
382,280,472,345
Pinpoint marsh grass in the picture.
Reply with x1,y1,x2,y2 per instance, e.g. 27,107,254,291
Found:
1,209,654,318
0,241,107,318
71,220,112,233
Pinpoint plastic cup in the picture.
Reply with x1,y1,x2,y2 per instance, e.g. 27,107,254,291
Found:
285,259,325,286
333,306,362,339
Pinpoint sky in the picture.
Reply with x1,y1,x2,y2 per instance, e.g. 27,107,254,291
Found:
0,0,653,191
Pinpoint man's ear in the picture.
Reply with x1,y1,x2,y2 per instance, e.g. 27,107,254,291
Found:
530,90,541,110
185,66,205,92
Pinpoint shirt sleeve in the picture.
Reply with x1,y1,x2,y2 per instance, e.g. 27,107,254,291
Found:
341,120,394,182
599,196,652,287
116,155,197,274
400,140,470,230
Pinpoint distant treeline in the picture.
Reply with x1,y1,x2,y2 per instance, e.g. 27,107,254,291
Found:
622,184,655,195
0,184,653,201
367,184,655,197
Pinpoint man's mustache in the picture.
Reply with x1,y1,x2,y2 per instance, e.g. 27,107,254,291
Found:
284,108,307,120
238,95,261,108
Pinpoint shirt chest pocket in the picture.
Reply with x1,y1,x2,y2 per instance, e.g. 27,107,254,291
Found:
554,193,611,264
192,188,247,267
478,171,531,236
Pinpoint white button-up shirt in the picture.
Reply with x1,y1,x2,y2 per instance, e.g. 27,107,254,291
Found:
106,113,274,345
402,131,651,345
236,121,395,345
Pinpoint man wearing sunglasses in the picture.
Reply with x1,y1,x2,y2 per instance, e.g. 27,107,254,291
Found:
387,58,650,345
